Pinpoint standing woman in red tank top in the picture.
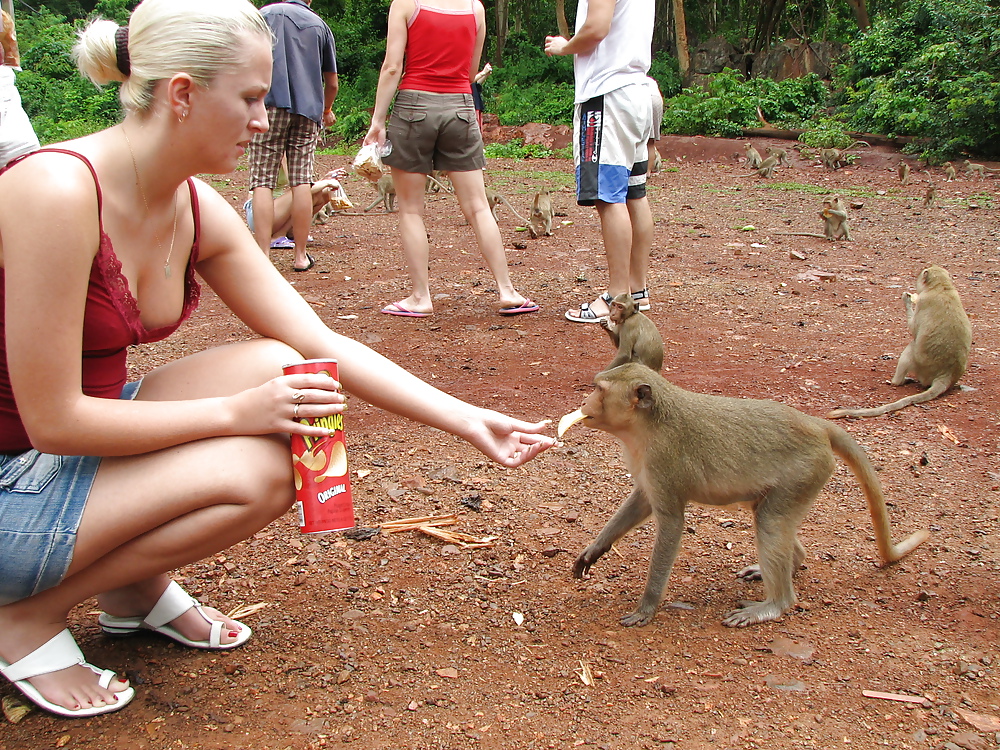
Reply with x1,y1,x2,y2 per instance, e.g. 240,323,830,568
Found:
363,0,540,318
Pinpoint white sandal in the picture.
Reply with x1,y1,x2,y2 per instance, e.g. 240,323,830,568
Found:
565,292,614,323
98,580,251,650
631,288,651,312
0,629,134,717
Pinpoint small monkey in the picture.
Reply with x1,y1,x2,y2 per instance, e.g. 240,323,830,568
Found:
527,189,554,239
599,293,664,372
741,155,778,178
647,144,662,174
766,145,790,166
828,265,971,419
819,141,869,170
364,173,396,213
821,194,852,241
897,160,910,185
743,143,763,169
923,184,937,208
943,161,957,181
424,170,451,193
774,195,853,241
485,187,530,224
819,148,844,170
963,159,1000,178
560,362,929,628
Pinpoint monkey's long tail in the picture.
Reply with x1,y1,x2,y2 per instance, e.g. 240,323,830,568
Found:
826,376,953,419
826,426,930,563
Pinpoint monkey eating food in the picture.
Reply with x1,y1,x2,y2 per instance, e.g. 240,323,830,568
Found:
827,265,971,419
528,189,554,238
599,293,663,371
743,143,763,169
558,363,929,628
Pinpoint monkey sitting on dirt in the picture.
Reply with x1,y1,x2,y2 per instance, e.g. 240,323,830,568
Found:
527,189,554,238
828,265,971,418
599,293,663,371
558,363,929,628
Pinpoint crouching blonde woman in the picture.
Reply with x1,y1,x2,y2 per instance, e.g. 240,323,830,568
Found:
0,0,553,717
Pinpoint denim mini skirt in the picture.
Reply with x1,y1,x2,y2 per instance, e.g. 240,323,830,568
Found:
0,380,140,605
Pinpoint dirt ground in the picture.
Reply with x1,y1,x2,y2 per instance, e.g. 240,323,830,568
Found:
2,136,999,750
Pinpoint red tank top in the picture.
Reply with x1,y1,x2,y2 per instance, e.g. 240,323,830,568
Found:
0,148,202,452
399,0,477,94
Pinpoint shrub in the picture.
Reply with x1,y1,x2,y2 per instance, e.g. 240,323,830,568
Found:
661,69,829,137
836,0,1000,158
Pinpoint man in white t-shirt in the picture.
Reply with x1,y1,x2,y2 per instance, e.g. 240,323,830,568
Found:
545,0,656,322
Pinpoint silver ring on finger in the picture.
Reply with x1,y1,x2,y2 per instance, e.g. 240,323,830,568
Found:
293,403,301,420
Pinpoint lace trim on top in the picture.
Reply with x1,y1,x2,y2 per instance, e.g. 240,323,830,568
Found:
17,148,202,346
92,178,201,345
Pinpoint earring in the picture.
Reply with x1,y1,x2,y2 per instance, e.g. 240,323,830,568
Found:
178,110,189,123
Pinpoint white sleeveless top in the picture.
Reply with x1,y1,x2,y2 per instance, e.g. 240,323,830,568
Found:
573,0,654,103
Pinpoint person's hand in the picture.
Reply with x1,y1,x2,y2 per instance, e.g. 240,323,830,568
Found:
228,374,347,438
323,109,337,128
363,122,386,149
544,35,569,56
464,410,556,467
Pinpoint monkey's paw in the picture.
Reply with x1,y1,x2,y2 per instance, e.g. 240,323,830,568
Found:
572,556,593,579
722,600,786,628
736,564,762,581
620,609,654,627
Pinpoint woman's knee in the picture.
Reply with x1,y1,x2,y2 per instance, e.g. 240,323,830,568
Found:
221,437,296,521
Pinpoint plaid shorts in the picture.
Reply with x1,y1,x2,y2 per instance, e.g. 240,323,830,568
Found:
247,107,321,189
574,82,654,206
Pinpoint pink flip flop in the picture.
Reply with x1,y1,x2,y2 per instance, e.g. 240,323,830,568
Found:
381,302,431,318
498,298,540,316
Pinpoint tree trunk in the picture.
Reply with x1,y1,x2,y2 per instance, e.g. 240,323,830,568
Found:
672,0,690,80
752,0,786,53
493,0,508,67
556,0,569,38
844,0,870,30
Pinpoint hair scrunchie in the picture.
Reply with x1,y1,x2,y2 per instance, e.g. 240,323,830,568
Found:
115,26,130,77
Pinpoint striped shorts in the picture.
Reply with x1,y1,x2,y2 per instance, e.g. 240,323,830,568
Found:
574,82,654,206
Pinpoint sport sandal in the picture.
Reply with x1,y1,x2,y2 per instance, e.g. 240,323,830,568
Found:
0,629,135,718
99,580,251,651
631,288,651,312
565,291,614,323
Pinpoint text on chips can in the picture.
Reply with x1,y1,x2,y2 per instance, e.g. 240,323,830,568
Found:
283,359,355,533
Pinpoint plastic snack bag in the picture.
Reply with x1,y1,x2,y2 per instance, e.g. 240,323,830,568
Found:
352,143,385,182
328,183,353,211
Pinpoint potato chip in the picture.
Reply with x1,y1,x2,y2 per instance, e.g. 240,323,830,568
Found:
557,408,587,438
318,441,348,480
293,465,303,491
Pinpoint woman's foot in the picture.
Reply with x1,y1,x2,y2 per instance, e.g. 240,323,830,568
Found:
0,611,131,714
565,292,614,323
381,294,432,317
98,579,247,649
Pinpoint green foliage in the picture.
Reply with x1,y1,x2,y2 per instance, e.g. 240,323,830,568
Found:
14,8,122,144
483,140,557,159
797,118,858,148
661,69,829,137
837,0,1000,158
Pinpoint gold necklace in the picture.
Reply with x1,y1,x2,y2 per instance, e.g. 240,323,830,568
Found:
122,127,178,279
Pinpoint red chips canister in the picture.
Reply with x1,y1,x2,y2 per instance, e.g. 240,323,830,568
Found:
283,359,355,533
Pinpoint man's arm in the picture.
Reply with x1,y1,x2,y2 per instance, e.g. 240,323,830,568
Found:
544,0,616,57
323,71,338,127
